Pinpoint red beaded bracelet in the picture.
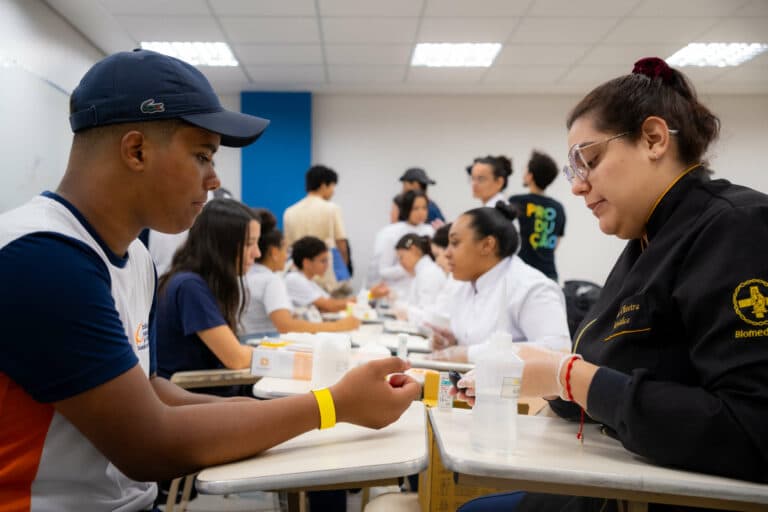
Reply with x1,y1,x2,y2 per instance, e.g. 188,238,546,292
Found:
564,356,585,443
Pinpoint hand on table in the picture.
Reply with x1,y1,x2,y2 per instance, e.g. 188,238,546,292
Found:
336,315,361,331
426,345,468,363
449,369,476,406
331,357,421,429
369,282,389,299
427,324,457,350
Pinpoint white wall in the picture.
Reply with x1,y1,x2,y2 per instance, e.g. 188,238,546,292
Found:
312,93,768,289
0,0,102,212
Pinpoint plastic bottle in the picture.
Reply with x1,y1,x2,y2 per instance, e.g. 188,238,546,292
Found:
471,331,524,459
310,333,352,388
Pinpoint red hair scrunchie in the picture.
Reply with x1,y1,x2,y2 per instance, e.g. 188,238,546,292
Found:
632,57,674,84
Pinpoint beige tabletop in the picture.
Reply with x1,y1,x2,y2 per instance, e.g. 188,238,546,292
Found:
428,408,768,512
196,401,428,495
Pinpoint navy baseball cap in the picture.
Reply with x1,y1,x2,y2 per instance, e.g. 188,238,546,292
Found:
69,49,269,147
400,167,436,185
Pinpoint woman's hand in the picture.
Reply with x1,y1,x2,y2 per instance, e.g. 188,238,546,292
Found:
449,369,476,406
369,282,390,299
427,323,457,350
427,345,468,362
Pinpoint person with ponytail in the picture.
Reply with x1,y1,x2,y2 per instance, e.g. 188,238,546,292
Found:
428,202,570,363
241,209,361,335
456,58,768,511
393,233,447,322
466,154,513,207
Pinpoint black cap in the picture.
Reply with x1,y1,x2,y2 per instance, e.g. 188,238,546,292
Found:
399,167,436,185
69,49,269,147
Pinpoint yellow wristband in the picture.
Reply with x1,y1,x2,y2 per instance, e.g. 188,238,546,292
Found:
311,388,336,430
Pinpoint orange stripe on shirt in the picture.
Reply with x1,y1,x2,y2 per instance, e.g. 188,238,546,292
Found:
0,374,55,512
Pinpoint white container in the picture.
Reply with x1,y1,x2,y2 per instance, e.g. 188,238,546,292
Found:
310,333,352,388
471,331,524,459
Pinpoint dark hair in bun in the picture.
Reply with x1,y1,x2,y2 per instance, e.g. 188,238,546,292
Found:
463,202,519,258
466,155,514,190
567,57,719,167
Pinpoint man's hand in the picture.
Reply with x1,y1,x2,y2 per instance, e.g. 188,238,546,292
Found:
331,357,421,429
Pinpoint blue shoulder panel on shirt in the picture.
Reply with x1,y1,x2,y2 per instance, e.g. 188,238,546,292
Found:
0,233,138,402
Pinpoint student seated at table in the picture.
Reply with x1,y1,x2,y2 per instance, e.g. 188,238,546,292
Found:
428,202,570,363
430,222,452,274
156,199,261,396
454,57,768,512
393,233,447,323
0,49,420,512
242,212,360,336
369,190,435,299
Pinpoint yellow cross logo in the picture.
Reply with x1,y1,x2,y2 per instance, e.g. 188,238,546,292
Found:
733,279,768,326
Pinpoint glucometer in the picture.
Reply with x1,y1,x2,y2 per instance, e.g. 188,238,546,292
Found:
448,370,465,391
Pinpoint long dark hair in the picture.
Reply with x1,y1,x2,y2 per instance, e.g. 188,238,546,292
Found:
158,199,259,330
395,233,434,260
566,57,720,166
462,202,519,258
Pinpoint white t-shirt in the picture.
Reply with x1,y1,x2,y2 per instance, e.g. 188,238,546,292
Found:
368,221,435,298
447,256,570,362
241,263,293,335
483,192,508,208
406,256,447,311
285,271,330,308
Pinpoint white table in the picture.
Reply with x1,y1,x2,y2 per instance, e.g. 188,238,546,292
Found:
196,401,428,496
429,408,768,512
352,323,431,353
252,376,312,399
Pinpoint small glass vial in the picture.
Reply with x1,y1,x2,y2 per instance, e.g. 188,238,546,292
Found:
437,371,453,411
397,333,408,360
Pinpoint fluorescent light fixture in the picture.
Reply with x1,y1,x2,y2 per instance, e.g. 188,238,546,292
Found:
411,43,501,67
667,43,768,67
140,42,238,67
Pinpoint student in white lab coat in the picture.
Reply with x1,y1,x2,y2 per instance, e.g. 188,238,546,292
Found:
428,202,570,363
368,190,434,299
393,233,447,322
466,155,513,208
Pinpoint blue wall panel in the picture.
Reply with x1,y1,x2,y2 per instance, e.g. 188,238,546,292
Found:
240,92,311,229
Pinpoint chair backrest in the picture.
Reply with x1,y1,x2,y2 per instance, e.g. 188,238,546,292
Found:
562,280,603,338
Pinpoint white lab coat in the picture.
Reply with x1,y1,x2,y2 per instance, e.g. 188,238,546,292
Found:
446,256,570,361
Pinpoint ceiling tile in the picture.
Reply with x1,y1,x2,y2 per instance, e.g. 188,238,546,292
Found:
99,0,209,15
675,66,730,83
407,67,487,83
696,18,768,42
509,17,619,44
713,53,768,83
423,0,528,17
559,65,628,86
418,18,518,43
322,18,419,43
527,0,637,17
633,0,745,17
328,65,405,82
235,44,323,65
244,65,326,83
494,44,590,66
603,17,719,44
117,15,224,42
209,0,316,16
579,44,682,66
325,45,413,65
484,66,565,83
220,17,320,43
734,0,768,16
319,0,423,17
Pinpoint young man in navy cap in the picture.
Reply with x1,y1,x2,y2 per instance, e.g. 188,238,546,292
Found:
0,50,419,511
399,167,445,225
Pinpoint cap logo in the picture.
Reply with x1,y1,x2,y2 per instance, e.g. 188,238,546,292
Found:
140,98,165,114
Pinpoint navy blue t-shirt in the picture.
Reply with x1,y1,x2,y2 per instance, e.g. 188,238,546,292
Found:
156,271,235,396
508,193,566,280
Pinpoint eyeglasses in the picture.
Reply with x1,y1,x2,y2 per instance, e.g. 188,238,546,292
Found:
563,129,679,183
563,132,628,184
